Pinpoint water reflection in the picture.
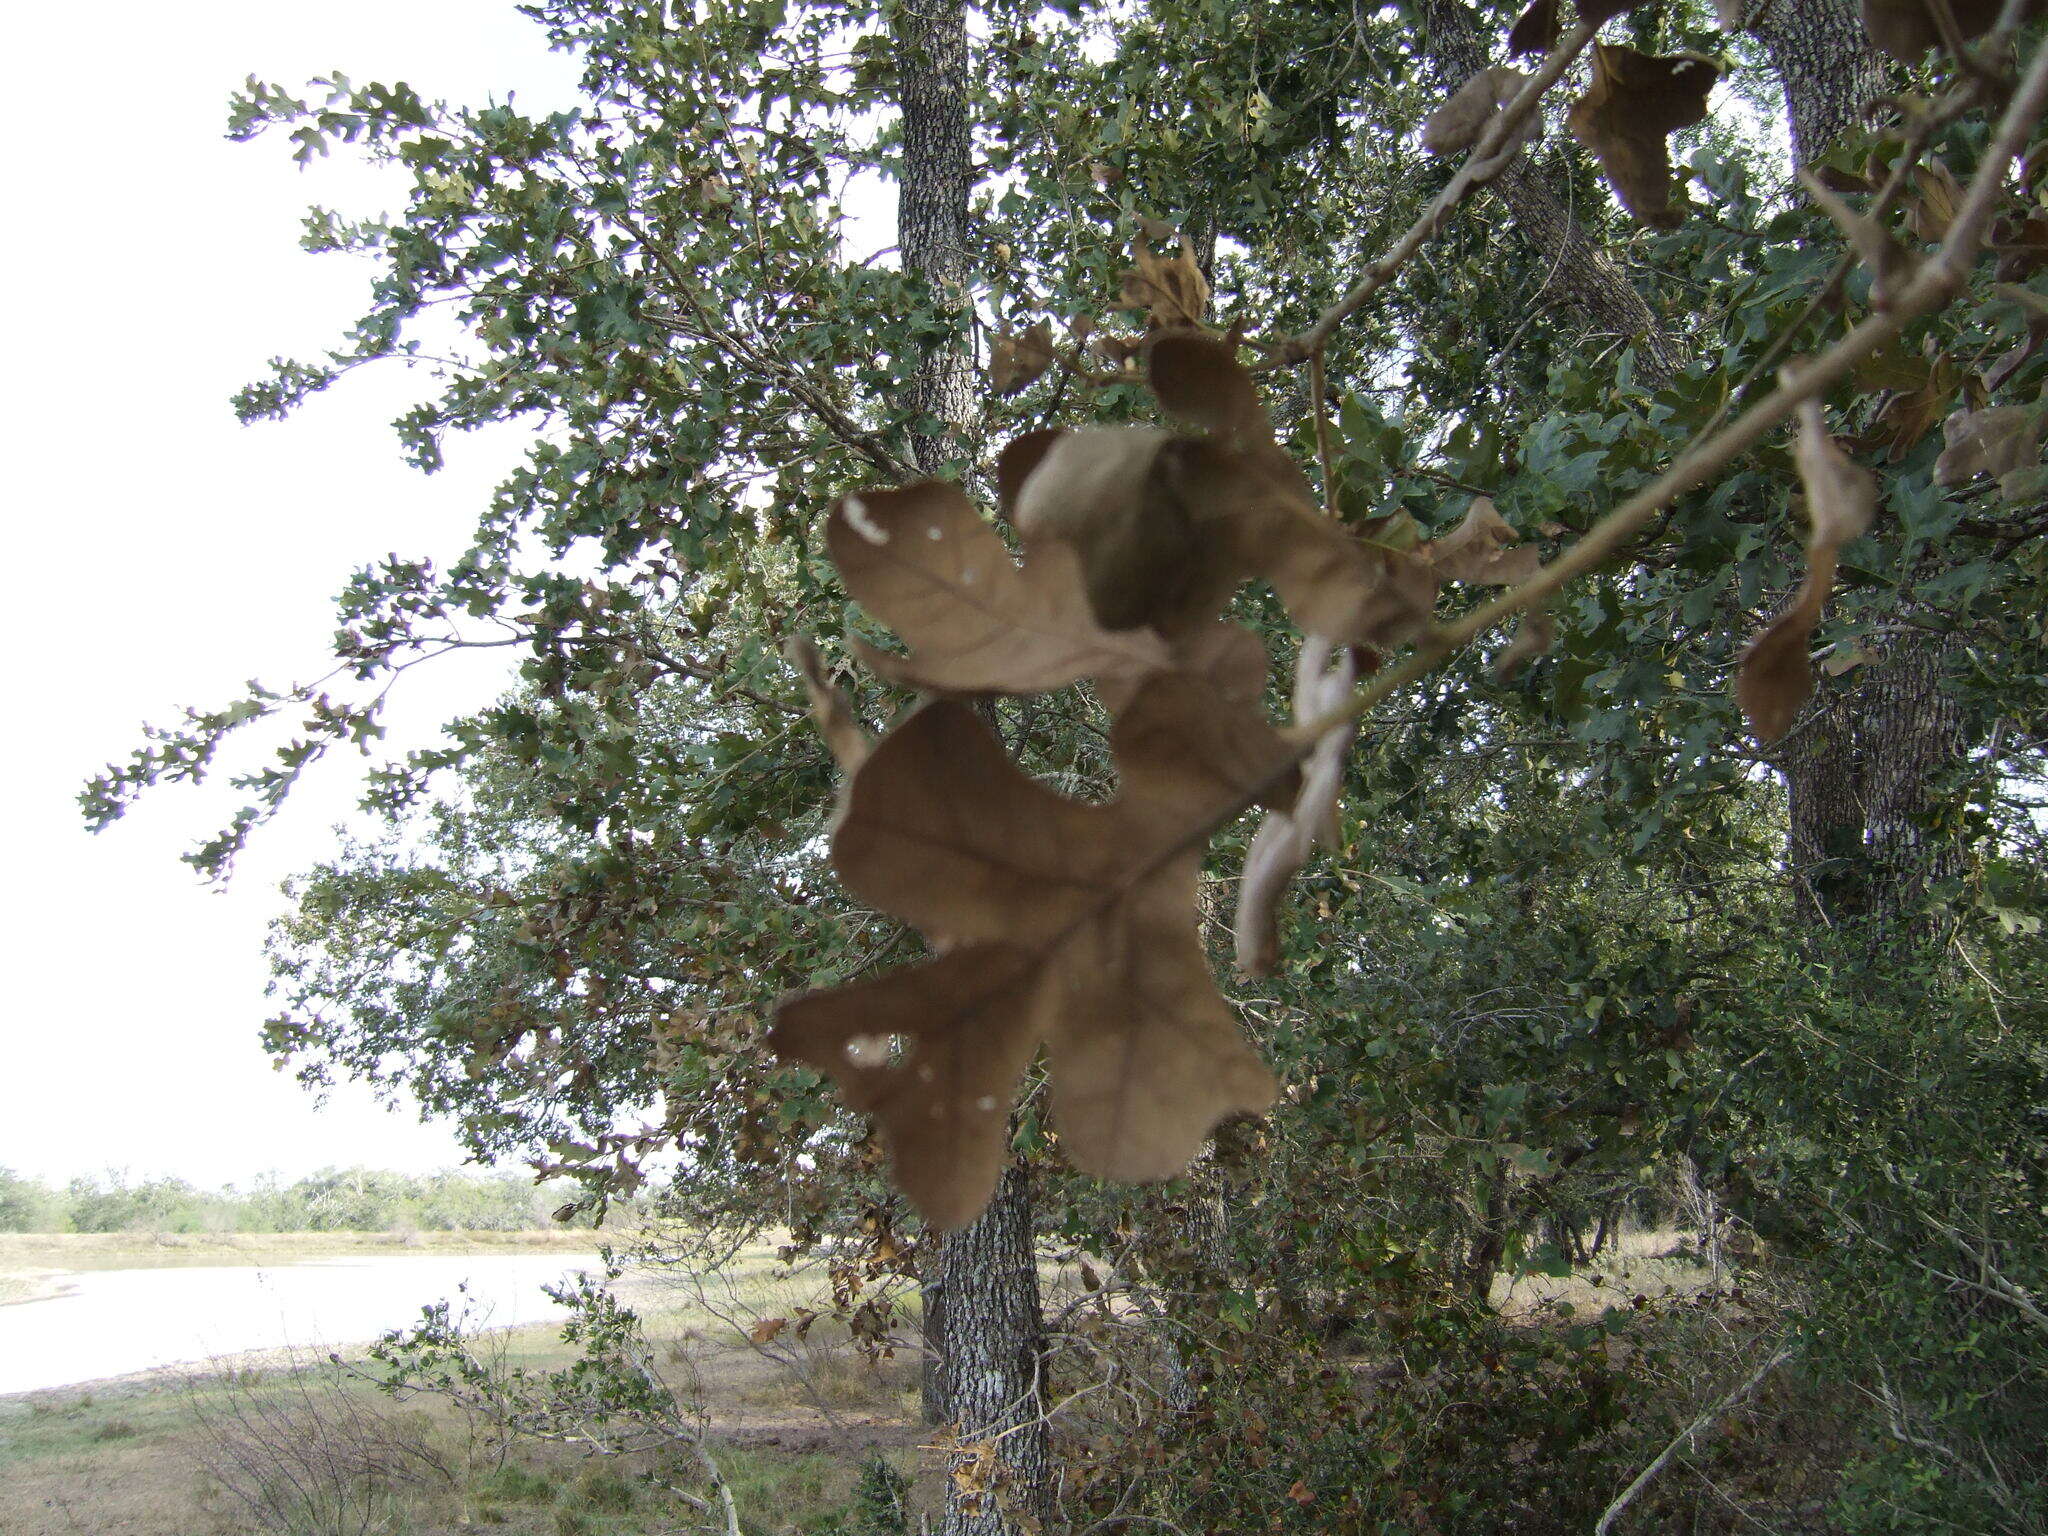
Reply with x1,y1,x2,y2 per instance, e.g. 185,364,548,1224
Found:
0,1252,601,1395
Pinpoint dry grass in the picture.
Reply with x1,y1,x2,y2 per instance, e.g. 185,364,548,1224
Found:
0,1236,934,1536
0,1319,929,1536
1493,1225,1719,1318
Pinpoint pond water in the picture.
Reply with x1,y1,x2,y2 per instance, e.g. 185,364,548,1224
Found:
0,1251,602,1396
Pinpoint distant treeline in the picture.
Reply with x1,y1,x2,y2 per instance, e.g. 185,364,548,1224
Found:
0,1165,596,1234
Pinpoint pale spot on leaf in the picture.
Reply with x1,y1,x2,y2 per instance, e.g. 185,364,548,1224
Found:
843,495,889,544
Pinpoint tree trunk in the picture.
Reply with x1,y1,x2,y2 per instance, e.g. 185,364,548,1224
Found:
894,9,1051,1523
1416,0,1684,382
1774,695,1868,927
938,1160,1050,1536
1745,0,1889,165
1860,635,1967,933
897,0,977,479
920,1262,950,1425
895,0,974,1433
1758,0,1971,939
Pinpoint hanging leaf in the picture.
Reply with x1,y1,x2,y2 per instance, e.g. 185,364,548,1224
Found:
1507,0,1645,55
1002,336,1439,649
1992,213,2048,282
1146,330,1266,441
1905,161,1962,243
1799,170,1913,308
990,322,1057,395
771,683,1287,1226
827,482,1172,699
785,637,869,773
1234,639,1359,976
1119,229,1209,330
1506,0,1561,58
1736,401,1877,743
1859,0,2004,60
1495,607,1557,678
1424,496,1544,587
1933,405,2044,492
1567,46,1719,228
1422,68,1540,178
1006,426,1246,635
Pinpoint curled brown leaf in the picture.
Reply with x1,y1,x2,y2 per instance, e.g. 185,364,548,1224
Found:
1933,404,2043,490
1567,45,1719,228
785,637,869,774
1004,338,1440,650
1736,401,1876,743
991,321,1057,395
1859,0,2006,60
1234,638,1359,976
1422,68,1540,179
1425,496,1544,587
1120,230,1210,330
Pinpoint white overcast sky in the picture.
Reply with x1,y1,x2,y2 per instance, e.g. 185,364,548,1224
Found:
0,3,596,1186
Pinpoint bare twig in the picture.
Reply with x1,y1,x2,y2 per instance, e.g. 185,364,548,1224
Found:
1266,20,1602,365
1594,1347,1791,1536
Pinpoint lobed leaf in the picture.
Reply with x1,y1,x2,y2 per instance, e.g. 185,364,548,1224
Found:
828,482,1172,699
771,682,1287,1225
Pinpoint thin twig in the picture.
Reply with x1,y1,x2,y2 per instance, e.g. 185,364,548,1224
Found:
1308,347,1338,516
1594,1347,1791,1536
1266,19,1602,365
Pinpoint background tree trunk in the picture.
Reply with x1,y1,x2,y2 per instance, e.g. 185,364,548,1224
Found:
1746,0,1889,164
1416,0,1684,381
1760,0,1971,939
894,8,1051,1525
898,0,977,479
895,0,975,1434
938,1160,1050,1536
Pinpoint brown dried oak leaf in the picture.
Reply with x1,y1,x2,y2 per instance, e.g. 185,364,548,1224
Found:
1002,332,1436,648
1933,405,2043,494
991,322,1057,396
770,678,1288,1227
1120,230,1210,329
1567,45,1718,229
786,637,869,774
1234,638,1358,977
1859,0,2008,60
1423,68,1540,180
1508,0,1646,57
1426,496,1544,587
829,482,1171,699
1736,401,1876,743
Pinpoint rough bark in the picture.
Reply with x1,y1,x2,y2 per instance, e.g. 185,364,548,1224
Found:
938,1160,1050,1536
896,0,977,478
920,1263,950,1425
1774,698,1869,927
894,12,1050,1520
1760,0,1970,940
1416,0,1685,382
1744,0,1889,165
1860,635,1967,930
894,0,977,1433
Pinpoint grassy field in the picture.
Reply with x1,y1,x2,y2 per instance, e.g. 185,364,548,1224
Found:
0,1234,933,1535
0,1313,926,1536
0,1229,1716,1534
0,1228,601,1275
